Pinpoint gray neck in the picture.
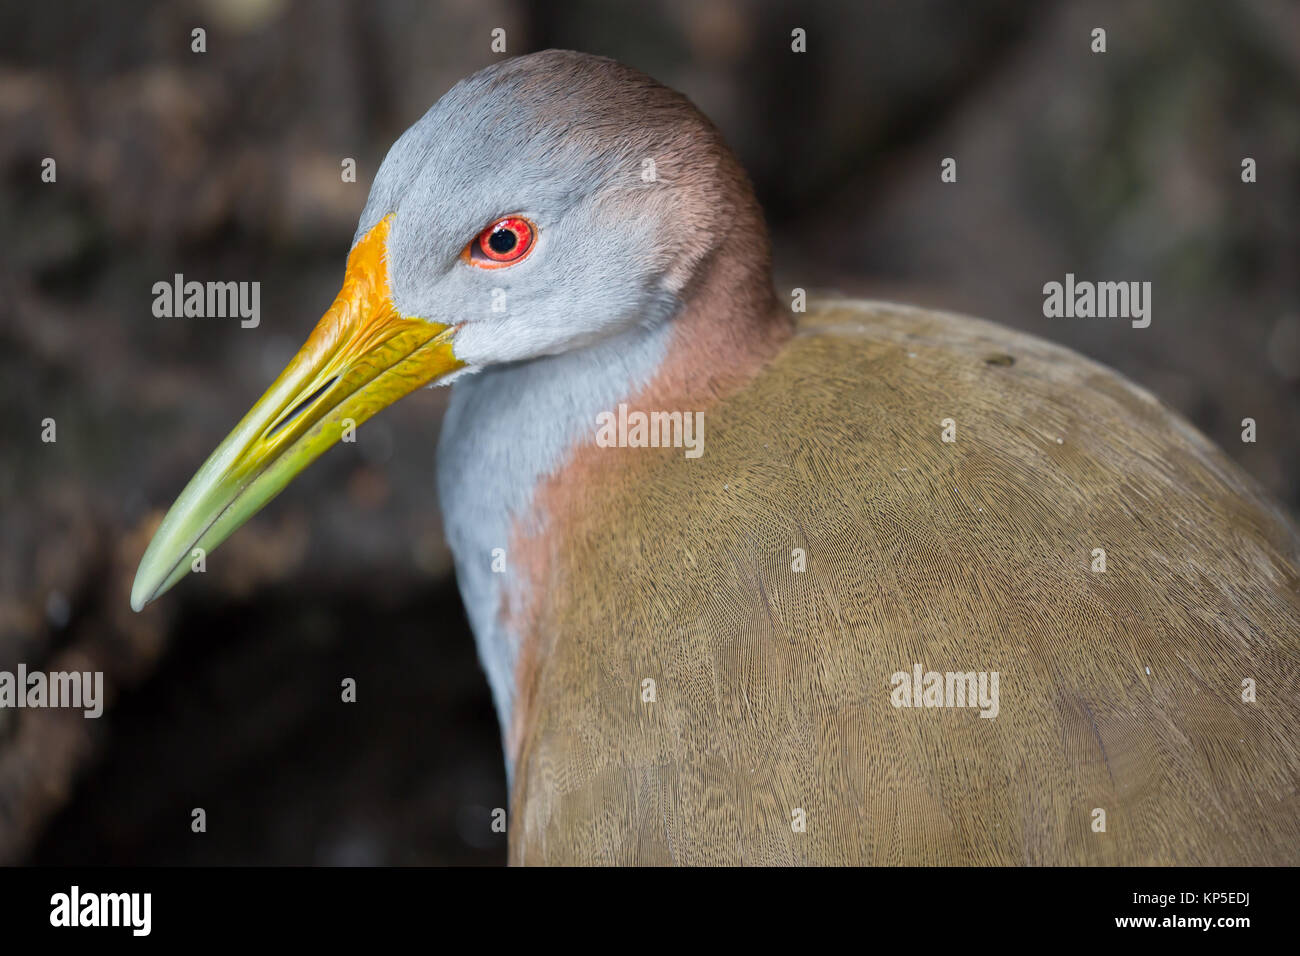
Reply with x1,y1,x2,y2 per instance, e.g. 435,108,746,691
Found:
436,319,674,745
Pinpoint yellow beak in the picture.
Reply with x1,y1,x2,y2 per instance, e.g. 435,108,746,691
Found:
130,215,463,611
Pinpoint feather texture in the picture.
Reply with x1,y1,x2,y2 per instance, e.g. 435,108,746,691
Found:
507,299,1300,865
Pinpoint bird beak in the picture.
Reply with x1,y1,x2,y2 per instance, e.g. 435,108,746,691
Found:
130,214,463,611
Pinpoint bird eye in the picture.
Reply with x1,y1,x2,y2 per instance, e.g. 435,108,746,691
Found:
464,216,535,268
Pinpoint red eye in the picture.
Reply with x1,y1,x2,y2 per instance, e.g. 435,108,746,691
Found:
465,216,535,268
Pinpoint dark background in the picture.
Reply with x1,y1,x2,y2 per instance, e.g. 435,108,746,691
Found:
1,0,1296,865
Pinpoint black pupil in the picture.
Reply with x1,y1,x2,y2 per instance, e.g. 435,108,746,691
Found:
488,228,517,254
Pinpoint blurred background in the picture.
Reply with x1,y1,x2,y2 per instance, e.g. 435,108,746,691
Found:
1,0,1296,865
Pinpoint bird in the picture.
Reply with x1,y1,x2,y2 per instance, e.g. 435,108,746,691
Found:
131,50,1300,865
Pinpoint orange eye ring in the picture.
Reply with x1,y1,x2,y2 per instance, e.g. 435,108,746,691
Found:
463,216,536,269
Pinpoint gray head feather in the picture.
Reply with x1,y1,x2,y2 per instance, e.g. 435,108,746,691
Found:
355,50,752,367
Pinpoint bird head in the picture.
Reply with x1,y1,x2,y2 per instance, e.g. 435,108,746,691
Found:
131,49,769,610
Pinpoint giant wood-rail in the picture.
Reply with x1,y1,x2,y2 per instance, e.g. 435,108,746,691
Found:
132,50,1300,865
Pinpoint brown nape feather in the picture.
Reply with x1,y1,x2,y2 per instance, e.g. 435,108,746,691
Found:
507,299,1300,865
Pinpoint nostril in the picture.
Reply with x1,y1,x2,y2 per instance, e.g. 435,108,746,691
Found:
264,375,340,440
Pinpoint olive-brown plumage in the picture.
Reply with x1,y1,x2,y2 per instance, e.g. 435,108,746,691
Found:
507,300,1300,865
